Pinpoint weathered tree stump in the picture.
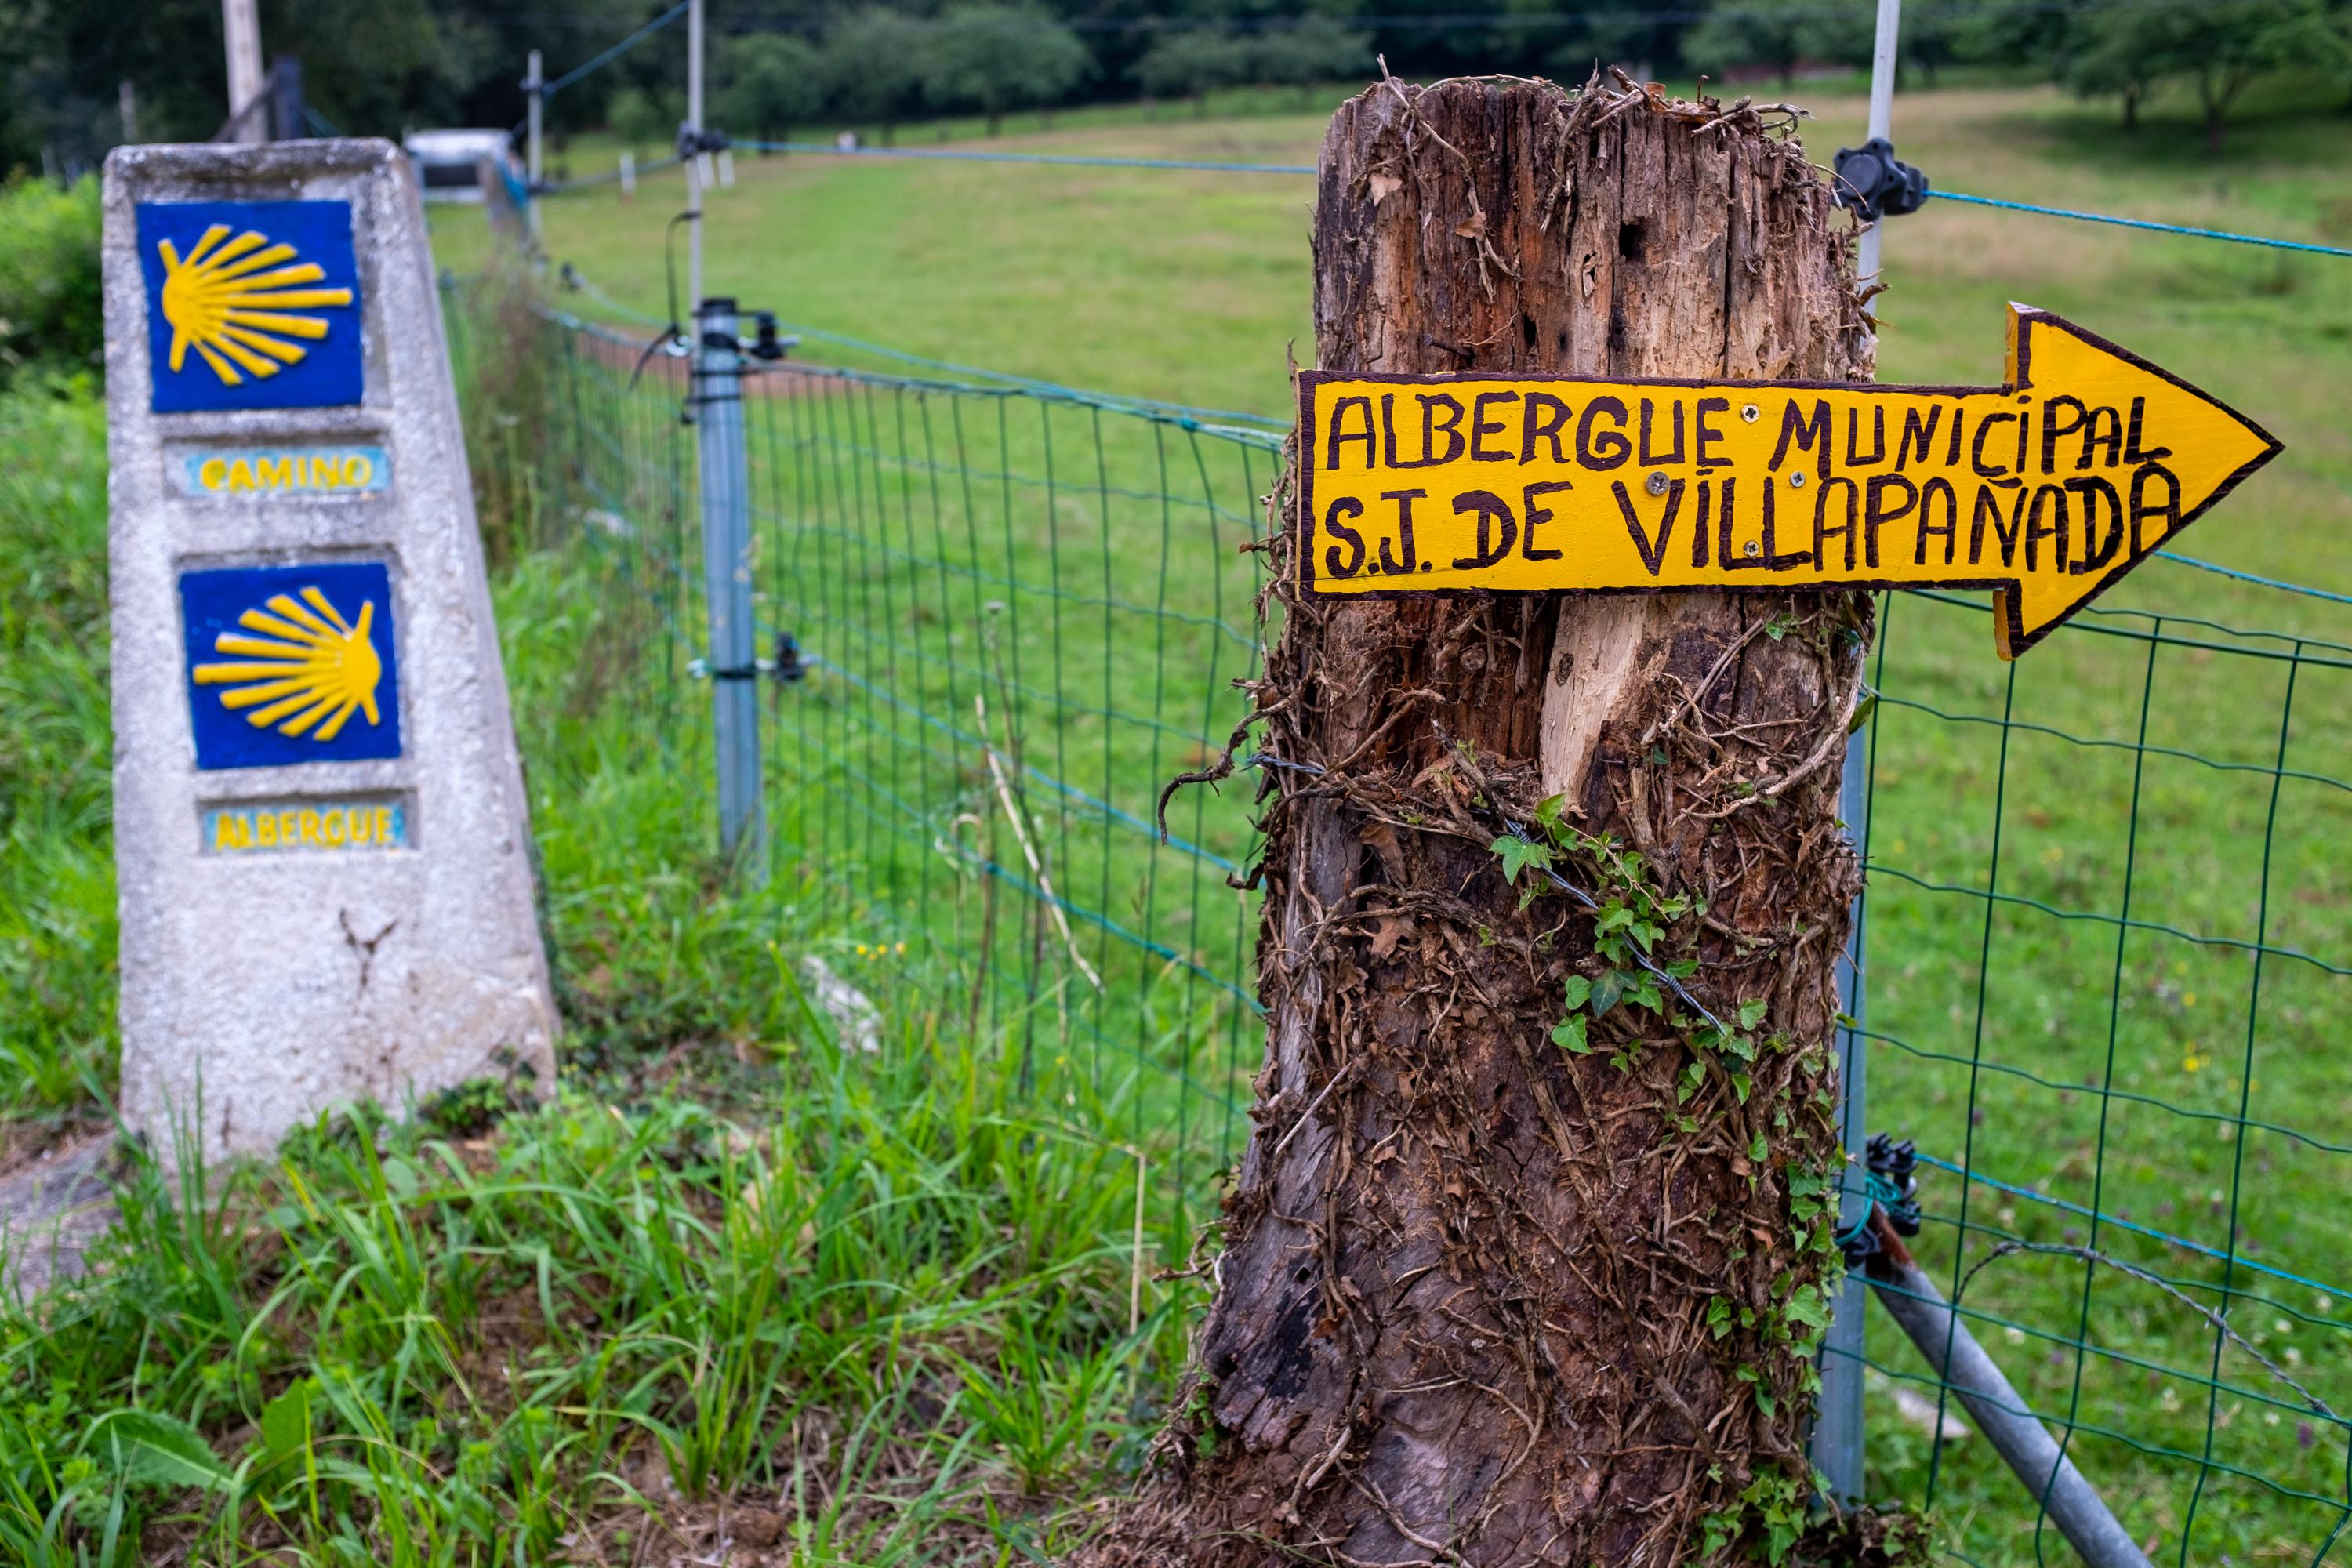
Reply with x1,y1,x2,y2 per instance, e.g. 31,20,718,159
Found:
1104,75,1877,1568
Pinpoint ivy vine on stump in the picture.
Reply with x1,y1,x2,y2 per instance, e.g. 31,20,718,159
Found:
1093,74,1893,1568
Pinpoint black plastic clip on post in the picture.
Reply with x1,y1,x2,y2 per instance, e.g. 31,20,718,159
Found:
1832,138,1929,223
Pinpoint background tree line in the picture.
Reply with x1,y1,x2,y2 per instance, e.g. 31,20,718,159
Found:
5,0,2350,176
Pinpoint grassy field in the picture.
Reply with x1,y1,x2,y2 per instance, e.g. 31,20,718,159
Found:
3,69,2350,1566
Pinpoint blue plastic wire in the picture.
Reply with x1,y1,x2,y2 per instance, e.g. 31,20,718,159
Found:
547,266,1291,435
739,140,1316,176
1931,189,2352,259
2156,551,2352,608
542,0,689,97
1913,1152,2352,1311
760,318,1290,431
715,146,2350,260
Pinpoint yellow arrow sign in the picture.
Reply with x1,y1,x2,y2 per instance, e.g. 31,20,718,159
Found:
1296,305,2280,657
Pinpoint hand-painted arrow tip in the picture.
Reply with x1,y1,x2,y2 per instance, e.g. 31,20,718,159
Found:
1992,306,2282,659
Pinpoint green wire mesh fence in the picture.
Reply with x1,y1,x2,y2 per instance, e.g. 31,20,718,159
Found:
447,285,2351,1567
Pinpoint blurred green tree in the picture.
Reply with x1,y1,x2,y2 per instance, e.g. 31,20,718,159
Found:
718,34,823,146
822,9,930,145
1252,18,1373,105
920,4,1089,136
2064,0,2344,147
1681,0,1823,87
1132,28,1254,116
608,84,681,154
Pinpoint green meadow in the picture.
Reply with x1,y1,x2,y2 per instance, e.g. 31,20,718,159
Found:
3,72,2350,1565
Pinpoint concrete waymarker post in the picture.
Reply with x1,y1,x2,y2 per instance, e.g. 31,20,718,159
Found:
103,140,556,1166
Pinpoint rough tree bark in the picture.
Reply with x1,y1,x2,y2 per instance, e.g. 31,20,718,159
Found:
1109,77,1878,1567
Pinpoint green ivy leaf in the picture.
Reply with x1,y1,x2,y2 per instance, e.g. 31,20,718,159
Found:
1588,970,1626,1018
1748,1131,1769,1163
1560,975,1592,1011
1551,1014,1591,1054
1738,998,1769,1031
1490,835,1552,887
1783,1287,1831,1332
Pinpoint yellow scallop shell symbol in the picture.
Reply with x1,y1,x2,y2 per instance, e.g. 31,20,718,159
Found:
192,586,384,742
156,223,354,387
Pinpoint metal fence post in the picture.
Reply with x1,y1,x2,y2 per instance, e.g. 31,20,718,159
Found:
1814,713,1872,1504
1812,0,1901,1509
695,296,762,872
1853,0,1902,310
524,49,544,250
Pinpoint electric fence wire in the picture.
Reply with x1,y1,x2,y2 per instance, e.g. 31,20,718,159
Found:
703,140,2352,262
738,139,1316,177
472,0,2279,33
540,0,690,97
553,263,1290,437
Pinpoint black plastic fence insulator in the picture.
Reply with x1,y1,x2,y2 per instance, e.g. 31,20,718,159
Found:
675,125,732,160
750,313,792,362
1834,136,1929,223
1838,1131,1923,1265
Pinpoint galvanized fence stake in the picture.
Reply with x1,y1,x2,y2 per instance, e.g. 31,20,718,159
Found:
1812,0,1903,1508
524,49,544,250
1816,717,1872,1505
1871,1255,2156,1568
695,296,762,873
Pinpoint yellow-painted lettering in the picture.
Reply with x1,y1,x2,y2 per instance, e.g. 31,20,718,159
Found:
199,456,227,491
258,457,292,489
256,812,278,848
345,454,373,488
227,459,253,492
299,808,322,846
373,806,394,845
324,808,349,847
